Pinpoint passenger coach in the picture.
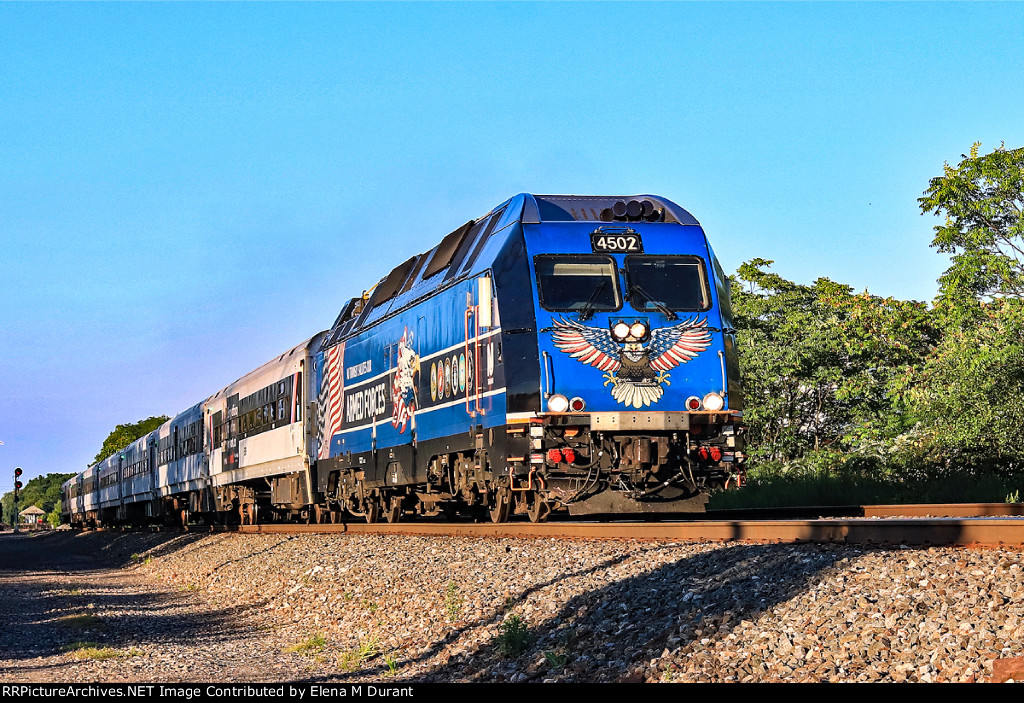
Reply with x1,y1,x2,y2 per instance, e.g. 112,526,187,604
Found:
62,193,745,527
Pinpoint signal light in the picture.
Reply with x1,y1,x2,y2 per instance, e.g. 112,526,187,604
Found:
14,468,22,478
547,449,563,464
14,481,22,491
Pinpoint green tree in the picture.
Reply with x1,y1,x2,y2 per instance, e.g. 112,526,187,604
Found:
732,259,936,466
920,142,1024,301
1,472,74,525
900,297,1024,475
93,416,168,465
907,143,1024,475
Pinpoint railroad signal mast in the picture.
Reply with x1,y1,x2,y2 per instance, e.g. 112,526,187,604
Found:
12,467,22,534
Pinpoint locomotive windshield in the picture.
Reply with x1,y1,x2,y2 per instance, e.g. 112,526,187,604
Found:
535,255,621,312
625,255,710,312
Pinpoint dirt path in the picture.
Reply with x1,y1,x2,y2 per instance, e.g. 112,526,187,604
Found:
0,532,307,682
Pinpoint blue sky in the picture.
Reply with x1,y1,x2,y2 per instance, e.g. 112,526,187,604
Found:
2,2,1023,487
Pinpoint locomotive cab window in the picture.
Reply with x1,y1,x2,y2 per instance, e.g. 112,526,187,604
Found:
535,255,621,312
625,255,710,312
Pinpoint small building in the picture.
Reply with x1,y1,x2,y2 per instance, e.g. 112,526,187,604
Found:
19,505,45,526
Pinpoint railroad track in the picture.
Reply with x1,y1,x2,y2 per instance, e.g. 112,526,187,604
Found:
156,503,1024,547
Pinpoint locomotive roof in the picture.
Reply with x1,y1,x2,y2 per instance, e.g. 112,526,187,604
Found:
322,193,700,347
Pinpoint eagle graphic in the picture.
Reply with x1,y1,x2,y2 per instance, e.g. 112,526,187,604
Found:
550,316,712,408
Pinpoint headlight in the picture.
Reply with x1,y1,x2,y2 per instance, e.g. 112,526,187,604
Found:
612,322,630,340
629,322,647,338
548,394,570,413
702,392,725,411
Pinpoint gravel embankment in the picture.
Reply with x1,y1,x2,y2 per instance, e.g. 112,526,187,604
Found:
1,529,1022,682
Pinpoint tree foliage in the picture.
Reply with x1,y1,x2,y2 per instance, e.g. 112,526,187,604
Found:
732,259,936,466
731,142,1024,493
2,472,75,525
93,416,168,465
920,142,1024,300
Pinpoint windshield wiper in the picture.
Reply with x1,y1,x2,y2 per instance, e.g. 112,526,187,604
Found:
577,281,607,321
630,284,677,321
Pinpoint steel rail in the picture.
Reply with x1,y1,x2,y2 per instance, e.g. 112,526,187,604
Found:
180,517,1024,547
861,503,1024,518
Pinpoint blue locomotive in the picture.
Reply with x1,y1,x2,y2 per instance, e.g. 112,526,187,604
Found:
62,193,744,527
314,193,745,523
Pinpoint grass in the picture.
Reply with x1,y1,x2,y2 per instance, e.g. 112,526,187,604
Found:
56,614,104,630
284,634,328,656
497,614,532,658
444,582,463,622
544,650,569,669
338,635,380,672
708,471,1024,510
62,642,142,660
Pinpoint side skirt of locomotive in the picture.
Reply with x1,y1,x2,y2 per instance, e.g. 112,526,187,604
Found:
316,410,745,522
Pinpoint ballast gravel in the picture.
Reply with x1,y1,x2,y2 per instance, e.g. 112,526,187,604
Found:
1,529,1022,683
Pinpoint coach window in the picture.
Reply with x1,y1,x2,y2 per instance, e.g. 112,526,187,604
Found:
534,255,621,313
624,255,710,312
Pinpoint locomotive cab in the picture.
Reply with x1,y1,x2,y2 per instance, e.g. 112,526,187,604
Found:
498,195,746,516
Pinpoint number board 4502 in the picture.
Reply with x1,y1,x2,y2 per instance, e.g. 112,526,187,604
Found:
590,230,644,253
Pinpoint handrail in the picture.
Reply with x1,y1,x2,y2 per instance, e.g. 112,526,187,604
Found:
464,298,483,416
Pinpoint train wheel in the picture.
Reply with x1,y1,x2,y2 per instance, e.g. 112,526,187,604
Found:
385,495,402,524
365,498,380,524
489,487,513,524
526,493,551,523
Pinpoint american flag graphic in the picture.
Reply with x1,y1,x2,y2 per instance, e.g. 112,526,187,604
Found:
317,343,345,459
390,328,417,434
